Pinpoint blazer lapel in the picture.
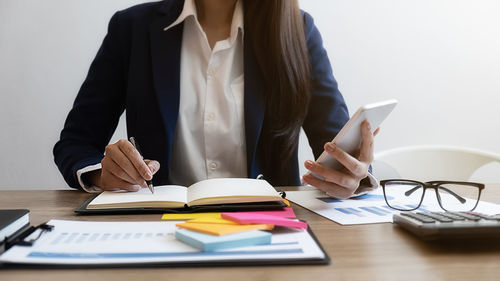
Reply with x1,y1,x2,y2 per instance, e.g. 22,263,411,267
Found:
244,41,266,178
149,0,184,175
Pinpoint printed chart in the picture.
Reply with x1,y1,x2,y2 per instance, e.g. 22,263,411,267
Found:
286,189,500,225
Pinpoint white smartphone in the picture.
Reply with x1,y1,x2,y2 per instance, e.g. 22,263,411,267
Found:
309,99,398,179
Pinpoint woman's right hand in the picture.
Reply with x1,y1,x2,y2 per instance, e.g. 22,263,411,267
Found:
86,139,160,191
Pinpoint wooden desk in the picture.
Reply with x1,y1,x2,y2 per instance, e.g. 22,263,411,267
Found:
1,185,499,281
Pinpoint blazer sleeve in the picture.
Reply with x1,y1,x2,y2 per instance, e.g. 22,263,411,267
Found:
53,11,129,190
301,12,377,192
301,11,350,159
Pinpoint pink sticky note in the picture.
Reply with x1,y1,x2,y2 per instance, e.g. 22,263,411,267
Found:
233,208,296,218
221,213,307,230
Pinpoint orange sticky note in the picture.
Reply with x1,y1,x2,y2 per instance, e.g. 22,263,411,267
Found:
176,222,274,236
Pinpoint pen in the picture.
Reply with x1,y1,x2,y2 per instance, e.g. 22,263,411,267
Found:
129,137,154,194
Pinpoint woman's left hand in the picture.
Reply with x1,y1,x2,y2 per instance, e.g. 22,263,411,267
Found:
302,121,379,199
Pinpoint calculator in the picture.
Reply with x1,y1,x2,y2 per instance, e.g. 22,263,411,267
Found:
393,211,500,240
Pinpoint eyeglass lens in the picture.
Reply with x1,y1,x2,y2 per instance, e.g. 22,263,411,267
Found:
434,183,480,211
383,181,424,211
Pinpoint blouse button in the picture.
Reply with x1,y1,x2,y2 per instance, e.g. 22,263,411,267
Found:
207,68,217,77
209,162,218,170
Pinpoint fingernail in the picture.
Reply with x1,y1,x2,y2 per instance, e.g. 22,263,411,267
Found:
148,164,155,173
366,123,371,131
326,143,335,152
305,160,314,168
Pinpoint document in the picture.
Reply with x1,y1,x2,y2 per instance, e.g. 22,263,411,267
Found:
287,188,500,225
0,220,327,266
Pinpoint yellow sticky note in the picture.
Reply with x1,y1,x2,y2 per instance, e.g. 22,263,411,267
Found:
161,212,221,220
176,222,274,236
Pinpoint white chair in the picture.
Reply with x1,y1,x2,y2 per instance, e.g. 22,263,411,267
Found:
372,145,500,183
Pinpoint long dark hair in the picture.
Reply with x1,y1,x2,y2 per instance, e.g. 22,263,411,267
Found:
244,0,311,178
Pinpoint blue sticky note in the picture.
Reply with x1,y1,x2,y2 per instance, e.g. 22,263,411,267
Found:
175,229,272,252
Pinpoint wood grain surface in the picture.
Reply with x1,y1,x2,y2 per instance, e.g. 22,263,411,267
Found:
1,185,499,281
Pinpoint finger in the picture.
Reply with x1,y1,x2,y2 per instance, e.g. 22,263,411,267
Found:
374,127,381,137
358,121,374,164
302,174,355,199
101,156,138,185
324,143,367,178
100,169,142,192
117,139,153,180
304,160,358,188
144,160,161,175
106,142,147,184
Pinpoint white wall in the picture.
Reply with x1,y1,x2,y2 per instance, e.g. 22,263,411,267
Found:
1,0,499,190
297,0,500,177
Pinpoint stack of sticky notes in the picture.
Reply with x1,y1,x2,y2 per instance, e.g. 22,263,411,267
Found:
175,229,272,252
172,208,307,252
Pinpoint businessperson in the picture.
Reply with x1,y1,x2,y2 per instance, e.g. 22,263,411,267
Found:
54,0,378,199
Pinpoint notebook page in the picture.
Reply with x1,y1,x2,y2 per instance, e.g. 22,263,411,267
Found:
87,185,188,209
186,178,281,206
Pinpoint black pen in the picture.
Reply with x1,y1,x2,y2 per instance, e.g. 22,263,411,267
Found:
129,137,154,194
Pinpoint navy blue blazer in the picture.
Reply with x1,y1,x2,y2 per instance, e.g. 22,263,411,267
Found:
53,0,349,190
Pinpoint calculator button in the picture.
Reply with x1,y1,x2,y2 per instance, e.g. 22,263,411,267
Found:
466,212,500,221
439,212,466,221
400,212,436,223
418,212,454,223
448,212,481,221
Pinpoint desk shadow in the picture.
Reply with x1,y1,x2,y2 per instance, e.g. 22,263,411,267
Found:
393,225,500,254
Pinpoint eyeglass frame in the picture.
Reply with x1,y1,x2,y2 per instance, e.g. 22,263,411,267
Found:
379,179,485,212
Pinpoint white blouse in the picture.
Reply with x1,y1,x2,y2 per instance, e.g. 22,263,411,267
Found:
166,0,247,186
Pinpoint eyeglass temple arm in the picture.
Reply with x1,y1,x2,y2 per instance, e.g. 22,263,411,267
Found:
404,185,466,204
434,185,467,204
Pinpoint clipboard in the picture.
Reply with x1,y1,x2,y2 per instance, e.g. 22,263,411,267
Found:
75,193,288,215
0,220,330,268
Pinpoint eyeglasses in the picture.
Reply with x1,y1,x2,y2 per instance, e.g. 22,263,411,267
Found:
380,179,485,212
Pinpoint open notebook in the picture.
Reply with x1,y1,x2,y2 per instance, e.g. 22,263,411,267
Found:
77,178,286,214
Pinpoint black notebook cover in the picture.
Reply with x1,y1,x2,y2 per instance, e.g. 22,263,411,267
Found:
75,194,288,215
0,209,30,241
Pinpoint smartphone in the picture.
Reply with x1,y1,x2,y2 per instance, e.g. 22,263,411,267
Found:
309,99,398,179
